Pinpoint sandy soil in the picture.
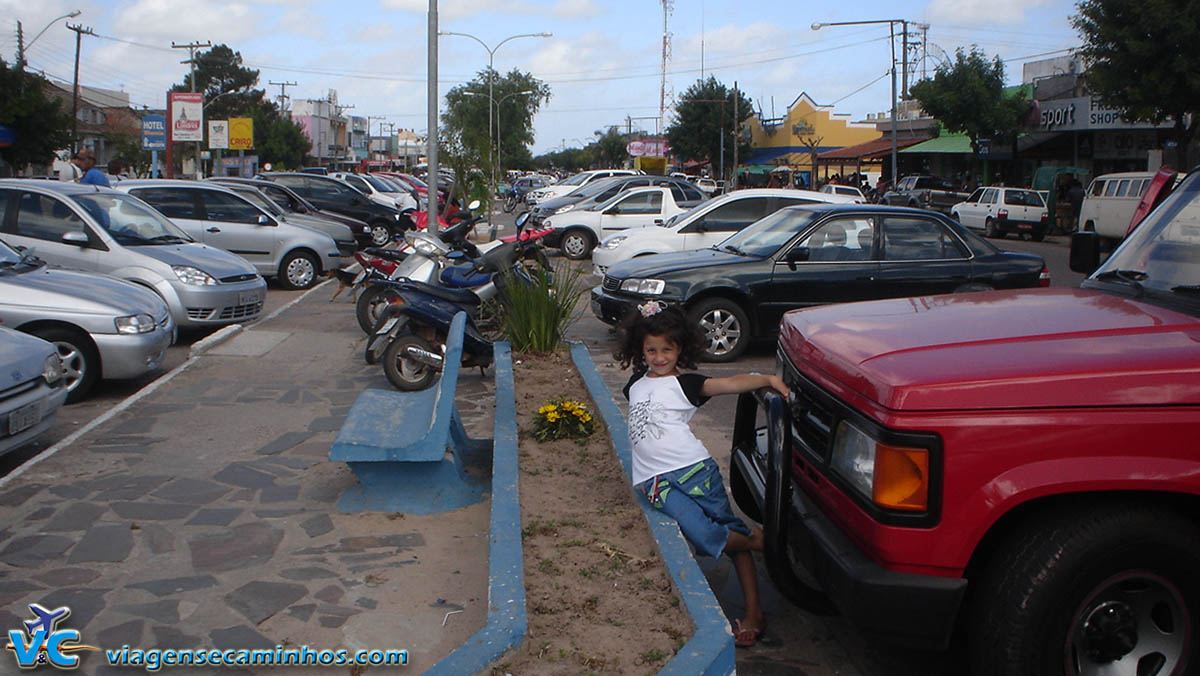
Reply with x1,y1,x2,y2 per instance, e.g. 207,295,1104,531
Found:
490,351,692,675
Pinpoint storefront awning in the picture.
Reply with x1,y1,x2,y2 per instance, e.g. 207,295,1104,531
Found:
817,135,930,161
900,133,973,154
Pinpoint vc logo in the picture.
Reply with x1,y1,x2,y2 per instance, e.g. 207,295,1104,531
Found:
5,604,98,669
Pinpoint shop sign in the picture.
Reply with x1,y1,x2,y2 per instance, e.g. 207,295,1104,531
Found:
208,121,229,149
168,92,203,142
627,139,668,156
229,117,254,150
1038,96,1172,132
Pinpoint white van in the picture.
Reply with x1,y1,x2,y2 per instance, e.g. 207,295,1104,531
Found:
1079,171,1156,242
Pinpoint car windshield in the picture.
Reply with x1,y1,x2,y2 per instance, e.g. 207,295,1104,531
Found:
715,207,818,257
1004,190,1045,207
589,189,651,212
70,193,194,245
558,172,591,186
364,175,398,192
1092,173,1200,305
0,238,43,269
402,174,427,189
233,188,285,216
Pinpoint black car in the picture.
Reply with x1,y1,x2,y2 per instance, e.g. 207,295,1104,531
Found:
208,176,373,248
532,175,707,233
257,173,408,246
591,204,1049,361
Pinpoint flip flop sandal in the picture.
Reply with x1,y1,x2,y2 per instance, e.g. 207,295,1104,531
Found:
733,619,766,648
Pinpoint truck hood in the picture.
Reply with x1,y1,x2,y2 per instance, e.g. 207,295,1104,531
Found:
605,248,750,279
780,288,1200,410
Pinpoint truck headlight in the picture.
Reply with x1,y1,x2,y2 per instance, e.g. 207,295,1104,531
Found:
619,278,665,295
830,421,929,511
172,265,217,286
115,313,156,334
557,203,576,214
44,354,64,385
601,235,628,250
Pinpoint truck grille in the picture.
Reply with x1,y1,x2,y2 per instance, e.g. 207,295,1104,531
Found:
603,275,620,291
217,300,263,320
187,307,214,319
220,273,259,283
779,348,837,465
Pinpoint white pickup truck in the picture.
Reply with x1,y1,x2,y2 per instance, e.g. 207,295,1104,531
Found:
542,186,689,259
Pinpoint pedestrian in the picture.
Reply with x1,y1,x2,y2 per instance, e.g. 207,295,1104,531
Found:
59,150,85,182
613,301,789,648
1067,179,1086,232
75,150,110,187
107,159,125,183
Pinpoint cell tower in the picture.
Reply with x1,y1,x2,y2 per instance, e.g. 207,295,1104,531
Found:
660,0,673,136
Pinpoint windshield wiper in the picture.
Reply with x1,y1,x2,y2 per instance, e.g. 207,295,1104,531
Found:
1094,269,1147,296
147,235,190,243
721,244,744,256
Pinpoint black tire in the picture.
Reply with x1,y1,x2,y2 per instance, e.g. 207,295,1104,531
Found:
969,504,1200,676
382,333,439,391
560,229,595,260
355,286,400,334
278,250,319,290
1030,230,1047,242
503,194,518,213
985,217,1005,239
29,327,99,404
369,221,393,247
688,297,750,362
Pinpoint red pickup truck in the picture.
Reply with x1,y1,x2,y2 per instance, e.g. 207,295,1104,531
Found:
731,170,1200,675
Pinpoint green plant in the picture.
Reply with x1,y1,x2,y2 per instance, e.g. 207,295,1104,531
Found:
496,261,587,352
532,398,596,442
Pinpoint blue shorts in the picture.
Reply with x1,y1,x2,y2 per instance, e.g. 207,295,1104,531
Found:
639,458,752,558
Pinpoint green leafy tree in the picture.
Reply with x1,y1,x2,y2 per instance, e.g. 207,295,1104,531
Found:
0,58,73,174
666,77,753,178
252,106,310,169
533,146,592,171
1073,0,1200,168
909,47,1027,155
593,128,629,167
438,126,486,215
443,67,551,172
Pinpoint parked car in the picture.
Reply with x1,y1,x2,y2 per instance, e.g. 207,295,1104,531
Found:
0,180,266,329
883,175,970,213
0,325,68,456
729,168,1200,676
526,169,640,205
592,188,857,276
0,239,174,402
541,187,691,260
206,179,357,257
531,175,707,225
206,176,372,248
1078,170,1187,243
696,177,721,196
258,172,408,246
951,186,1049,240
116,181,342,290
329,172,418,212
819,184,866,202
592,203,1050,361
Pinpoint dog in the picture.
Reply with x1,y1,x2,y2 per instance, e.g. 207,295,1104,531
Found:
330,267,362,302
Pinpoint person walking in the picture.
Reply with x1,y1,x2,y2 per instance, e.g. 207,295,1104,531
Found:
59,151,85,182
73,149,110,187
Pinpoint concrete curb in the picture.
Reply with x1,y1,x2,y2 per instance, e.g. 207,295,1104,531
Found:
571,343,736,676
424,342,526,675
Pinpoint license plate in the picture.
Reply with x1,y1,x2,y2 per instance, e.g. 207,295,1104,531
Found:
238,291,260,305
9,402,39,436
375,317,399,335
352,270,366,285
1018,223,1032,230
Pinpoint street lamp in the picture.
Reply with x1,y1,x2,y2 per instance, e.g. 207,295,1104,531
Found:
463,88,534,239
439,30,551,222
18,9,81,68
812,19,908,186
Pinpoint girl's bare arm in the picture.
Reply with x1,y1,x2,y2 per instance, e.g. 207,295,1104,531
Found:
701,373,789,399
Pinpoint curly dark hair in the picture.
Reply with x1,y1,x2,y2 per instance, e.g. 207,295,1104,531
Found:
612,302,705,371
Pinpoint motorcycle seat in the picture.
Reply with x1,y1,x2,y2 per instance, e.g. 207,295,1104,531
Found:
440,264,493,289
363,247,409,263
397,278,482,306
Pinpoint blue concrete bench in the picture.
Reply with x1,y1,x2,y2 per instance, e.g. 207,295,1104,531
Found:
331,312,491,514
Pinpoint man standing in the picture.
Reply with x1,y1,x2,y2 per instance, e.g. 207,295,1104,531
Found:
75,149,110,187
58,151,83,182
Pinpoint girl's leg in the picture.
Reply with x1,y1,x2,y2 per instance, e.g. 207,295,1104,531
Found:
726,529,765,643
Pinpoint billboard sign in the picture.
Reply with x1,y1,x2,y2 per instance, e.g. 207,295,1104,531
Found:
168,92,203,142
229,117,254,150
626,138,669,157
208,120,229,149
141,115,166,150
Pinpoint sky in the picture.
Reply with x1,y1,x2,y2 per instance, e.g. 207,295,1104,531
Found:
2,0,1084,156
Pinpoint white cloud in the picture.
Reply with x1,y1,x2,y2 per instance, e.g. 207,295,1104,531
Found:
925,0,1054,25
114,0,263,43
275,8,326,41
551,0,604,19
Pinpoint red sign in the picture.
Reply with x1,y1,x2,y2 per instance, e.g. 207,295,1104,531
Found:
168,92,204,142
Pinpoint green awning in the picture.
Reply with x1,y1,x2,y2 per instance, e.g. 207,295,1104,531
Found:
899,134,973,154
738,164,774,175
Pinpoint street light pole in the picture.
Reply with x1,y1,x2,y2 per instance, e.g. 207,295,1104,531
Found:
465,89,533,239
438,31,550,226
16,9,81,70
812,19,907,186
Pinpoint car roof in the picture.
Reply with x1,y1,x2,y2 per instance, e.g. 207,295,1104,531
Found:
115,179,240,193
0,178,119,196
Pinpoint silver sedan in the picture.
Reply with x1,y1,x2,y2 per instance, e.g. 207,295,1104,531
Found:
0,326,68,456
0,240,174,402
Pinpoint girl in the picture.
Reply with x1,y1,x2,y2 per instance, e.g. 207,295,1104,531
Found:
614,300,789,648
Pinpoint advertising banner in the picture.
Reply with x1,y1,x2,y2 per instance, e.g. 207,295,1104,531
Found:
169,92,203,142
141,115,167,150
626,138,669,157
208,121,229,149
229,117,254,150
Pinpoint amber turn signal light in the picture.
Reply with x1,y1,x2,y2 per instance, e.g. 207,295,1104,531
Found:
872,443,929,511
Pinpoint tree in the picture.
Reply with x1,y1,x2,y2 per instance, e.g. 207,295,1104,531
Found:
1073,0,1200,168
0,58,73,174
666,77,753,179
909,47,1027,155
592,128,628,167
443,68,551,173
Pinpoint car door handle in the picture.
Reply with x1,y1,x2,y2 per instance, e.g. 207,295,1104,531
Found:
856,276,875,281
206,227,221,233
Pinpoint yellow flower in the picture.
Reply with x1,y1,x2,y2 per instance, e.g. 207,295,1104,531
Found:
547,412,560,422
545,404,558,412
537,405,548,414
581,414,592,422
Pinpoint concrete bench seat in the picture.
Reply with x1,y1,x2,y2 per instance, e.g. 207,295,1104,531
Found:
331,312,491,514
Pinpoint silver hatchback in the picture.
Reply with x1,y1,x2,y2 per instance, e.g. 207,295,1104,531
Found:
117,180,343,290
0,180,266,329
0,325,68,457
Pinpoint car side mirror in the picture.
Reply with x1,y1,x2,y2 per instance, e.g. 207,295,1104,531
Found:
257,214,276,226
1069,231,1101,274
62,231,90,247
603,207,619,215
694,220,707,233
785,247,810,262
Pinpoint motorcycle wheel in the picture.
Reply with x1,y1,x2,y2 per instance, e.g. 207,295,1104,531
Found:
503,194,518,213
382,333,439,391
356,286,400,334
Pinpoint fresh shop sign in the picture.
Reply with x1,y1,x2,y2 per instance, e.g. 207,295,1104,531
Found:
1038,96,1171,131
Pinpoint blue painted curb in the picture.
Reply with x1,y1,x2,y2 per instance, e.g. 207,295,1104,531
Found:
571,342,736,676
423,342,526,675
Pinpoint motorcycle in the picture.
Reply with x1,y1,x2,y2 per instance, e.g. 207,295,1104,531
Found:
364,212,547,391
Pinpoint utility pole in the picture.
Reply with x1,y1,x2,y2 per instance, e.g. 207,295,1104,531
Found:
172,40,212,179
426,0,439,235
16,22,25,70
269,80,297,114
732,80,740,190
901,20,909,100
67,23,95,154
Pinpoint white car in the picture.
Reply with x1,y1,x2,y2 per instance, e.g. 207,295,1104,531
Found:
820,184,866,203
592,188,857,276
330,172,418,211
696,177,721,196
526,169,639,205
951,186,1049,241
543,187,690,260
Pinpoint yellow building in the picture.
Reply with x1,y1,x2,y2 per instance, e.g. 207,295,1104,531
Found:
743,92,881,173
